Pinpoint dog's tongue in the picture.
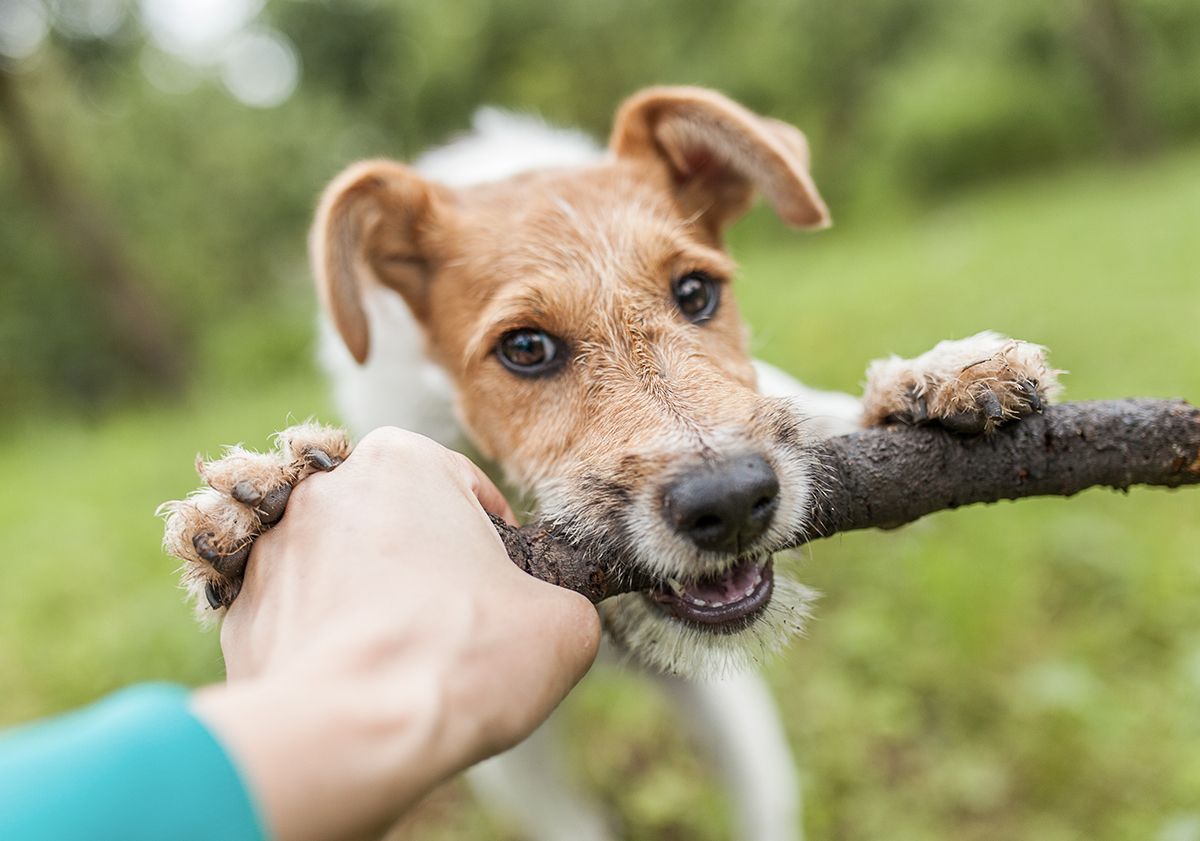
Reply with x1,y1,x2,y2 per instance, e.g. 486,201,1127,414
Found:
682,557,762,604
650,557,774,627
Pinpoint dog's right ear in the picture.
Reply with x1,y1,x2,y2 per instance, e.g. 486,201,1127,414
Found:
310,160,447,364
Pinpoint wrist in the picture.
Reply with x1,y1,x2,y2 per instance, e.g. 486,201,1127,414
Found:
192,659,456,841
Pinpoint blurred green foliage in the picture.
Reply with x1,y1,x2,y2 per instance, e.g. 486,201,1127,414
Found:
3,146,1198,840
2,2,1199,839
3,0,1200,411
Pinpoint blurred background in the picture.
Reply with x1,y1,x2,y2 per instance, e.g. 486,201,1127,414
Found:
1,0,1198,838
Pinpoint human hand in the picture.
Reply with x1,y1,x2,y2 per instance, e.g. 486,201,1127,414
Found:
192,427,601,841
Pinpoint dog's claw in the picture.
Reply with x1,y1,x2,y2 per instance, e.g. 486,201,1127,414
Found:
204,580,223,610
231,481,262,507
886,388,930,426
193,532,221,564
1019,379,1043,412
977,389,1004,422
193,532,252,577
939,409,988,435
305,448,341,472
203,577,242,611
937,389,1007,434
255,484,292,525
910,392,929,424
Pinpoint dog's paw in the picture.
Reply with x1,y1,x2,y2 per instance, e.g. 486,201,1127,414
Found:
158,422,352,620
862,331,1061,434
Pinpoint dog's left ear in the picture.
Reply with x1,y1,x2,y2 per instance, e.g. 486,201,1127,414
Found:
610,86,830,235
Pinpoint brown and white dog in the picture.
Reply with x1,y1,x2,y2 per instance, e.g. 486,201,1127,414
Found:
164,87,1058,840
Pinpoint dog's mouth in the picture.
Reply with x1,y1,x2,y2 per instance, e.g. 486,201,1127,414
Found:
646,556,774,631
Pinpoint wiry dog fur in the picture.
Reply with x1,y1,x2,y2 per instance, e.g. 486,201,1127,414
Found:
162,87,1059,841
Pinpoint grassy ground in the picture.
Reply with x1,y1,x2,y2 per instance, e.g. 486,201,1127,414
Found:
2,148,1198,840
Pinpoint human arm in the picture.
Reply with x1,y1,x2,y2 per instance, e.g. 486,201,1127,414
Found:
190,427,602,841
0,684,265,841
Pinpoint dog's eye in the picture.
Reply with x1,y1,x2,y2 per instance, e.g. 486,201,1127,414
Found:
497,329,563,375
672,272,720,323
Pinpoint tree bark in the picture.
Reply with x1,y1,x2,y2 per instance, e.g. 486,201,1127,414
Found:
491,399,1200,603
1077,0,1157,157
0,69,183,391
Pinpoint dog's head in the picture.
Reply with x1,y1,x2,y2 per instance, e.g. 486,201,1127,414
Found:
312,87,830,675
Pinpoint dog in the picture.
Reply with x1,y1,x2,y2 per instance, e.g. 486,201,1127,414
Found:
163,86,1058,840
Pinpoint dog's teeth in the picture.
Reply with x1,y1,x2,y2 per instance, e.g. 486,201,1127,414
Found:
667,577,684,593
710,600,725,607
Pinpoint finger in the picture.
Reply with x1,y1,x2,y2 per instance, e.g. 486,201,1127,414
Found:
453,454,517,525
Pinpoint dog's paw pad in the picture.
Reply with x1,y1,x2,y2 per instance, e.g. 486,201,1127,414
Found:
159,422,353,619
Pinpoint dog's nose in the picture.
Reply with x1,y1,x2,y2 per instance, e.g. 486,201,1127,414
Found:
662,455,780,553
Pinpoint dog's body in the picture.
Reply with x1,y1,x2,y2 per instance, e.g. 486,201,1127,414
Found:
164,88,1057,840
321,107,836,841
315,101,1052,841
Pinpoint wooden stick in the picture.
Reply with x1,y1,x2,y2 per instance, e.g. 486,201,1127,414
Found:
491,399,1200,602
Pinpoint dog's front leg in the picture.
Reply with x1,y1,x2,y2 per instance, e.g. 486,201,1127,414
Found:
860,331,1059,433
754,359,863,437
465,701,616,841
656,669,803,841
757,331,1059,439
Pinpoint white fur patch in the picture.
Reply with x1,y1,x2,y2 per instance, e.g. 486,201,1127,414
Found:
600,569,818,677
319,287,461,442
414,107,602,187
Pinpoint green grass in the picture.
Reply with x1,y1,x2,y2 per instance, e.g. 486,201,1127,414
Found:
0,372,332,724
3,149,1199,840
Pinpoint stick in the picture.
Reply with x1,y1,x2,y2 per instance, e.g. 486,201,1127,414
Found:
491,399,1200,602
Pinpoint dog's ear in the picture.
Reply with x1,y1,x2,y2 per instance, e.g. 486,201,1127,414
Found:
310,160,447,363
610,87,829,235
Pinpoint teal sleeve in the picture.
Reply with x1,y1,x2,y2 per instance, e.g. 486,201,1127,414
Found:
0,683,268,841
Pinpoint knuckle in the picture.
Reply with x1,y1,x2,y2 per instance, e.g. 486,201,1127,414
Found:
284,475,320,512
357,426,432,459
554,591,602,647
356,426,453,473
447,450,480,481
575,600,603,646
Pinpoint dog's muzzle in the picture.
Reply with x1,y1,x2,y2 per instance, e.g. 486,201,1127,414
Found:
647,452,781,630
